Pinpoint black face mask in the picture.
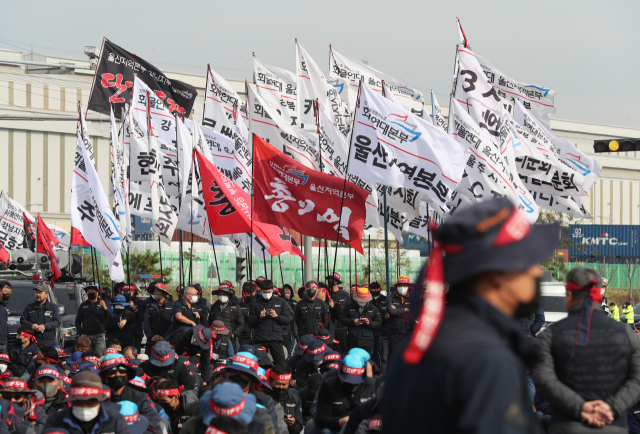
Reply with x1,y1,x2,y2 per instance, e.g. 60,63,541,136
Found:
107,375,128,390
341,382,361,395
269,387,287,401
87,293,97,301
514,277,542,319
153,294,163,301
307,289,317,298
2,293,10,302
228,374,250,391
245,295,255,303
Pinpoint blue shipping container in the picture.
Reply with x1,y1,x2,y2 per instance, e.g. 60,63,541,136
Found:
568,225,640,258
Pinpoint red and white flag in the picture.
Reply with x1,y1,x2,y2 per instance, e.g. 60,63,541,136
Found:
252,134,368,253
36,214,62,285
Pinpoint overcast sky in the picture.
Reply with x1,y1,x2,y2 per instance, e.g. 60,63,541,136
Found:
3,0,639,128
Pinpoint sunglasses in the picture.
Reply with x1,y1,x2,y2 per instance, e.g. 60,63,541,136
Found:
107,367,129,375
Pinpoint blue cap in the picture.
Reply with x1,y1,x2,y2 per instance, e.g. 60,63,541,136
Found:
149,341,175,367
34,365,60,380
338,354,366,385
118,400,149,434
200,383,257,426
113,295,128,306
225,352,260,382
67,351,83,365
295,335,315,356
348,348,371,362
303,339,327,362
70,361,99,376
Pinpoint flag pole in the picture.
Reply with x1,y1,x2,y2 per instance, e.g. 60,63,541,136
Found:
383,188,390,292
122,105,131,288
190,146,196,285
368,235,371,284
262,248,268,279
246,81,255,283
315,99,322,283
208,227,222,287
174,113,184,288
278,255,284,287
331,81,362,279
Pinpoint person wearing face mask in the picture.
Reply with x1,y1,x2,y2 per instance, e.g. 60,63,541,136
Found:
20,285,61,347
385,198,560,433
209,321,235,365
42,370,130,434
8,326,40,379
113,283,145,353
0,280,12,353
340,288,381,357
368,283,388,375
208,284,245,350
266,365,303,434
173,287,202,330
106,296,136,349
151,379,198,434
0,354,13,379
98,354,162,433
294,339,326,391
386,276,413,359
75,286,109,356
32,365,68,414
192,284,212,328
0,378,46,432
310,355,376,434
295,282,329,339
325,273,350,354
248,280,290,367
139,341,195,391
142,283,174,355
236,282,258,347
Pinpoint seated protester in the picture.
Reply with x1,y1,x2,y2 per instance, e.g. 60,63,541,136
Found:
208,416,250,434
315,329,331,347
105,341,122,354
165,325,215,385
0,398,32,434
339,288,381,356
143,283,175,355
118,401,151,434
299,373,322,422
254,347,273,371
225,353,280,433
122,347,137,361
8,326,40,378
79,351,100,369
210,321,235,365
99,354,162,434
69,362,99,378
266,365,304,434
347,348,379,377
294,339,326,390
152,379,199,434
139,341,195,391
319,351,341,375
65,352,83,373
309,355,376,434
71,336,91,356
181,381,271,434
286,335,314,376
30,346,65,378
42,371,130,434
255,368,272,395
106,297,136,349
126,377,171,434
0,378,46,433
33,365,68,415
342,378,384,434
0,354,13,380
211,366,227,386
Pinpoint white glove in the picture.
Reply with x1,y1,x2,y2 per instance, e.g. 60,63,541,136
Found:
211,353,219,360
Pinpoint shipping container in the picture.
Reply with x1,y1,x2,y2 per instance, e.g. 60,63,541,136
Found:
568,225,640,259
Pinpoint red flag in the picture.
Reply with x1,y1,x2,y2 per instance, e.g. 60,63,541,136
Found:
0,242,9,263
197,150,305,260
252,134,368,253
22,213,36,251
70,227,91,247
36,214,62,285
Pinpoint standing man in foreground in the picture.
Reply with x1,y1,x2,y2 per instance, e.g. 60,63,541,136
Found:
75,285,109,355
533,267,640,432
20,285,61,346
384,197,560,433
0,280,12,352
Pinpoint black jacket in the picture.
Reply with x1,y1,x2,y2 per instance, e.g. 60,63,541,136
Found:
339,301,381,345
20,300,62,345
43,404,131,434
250,388,279,434
299,386,315,421
109,385,162,432
533,303,640,431
164,389,199,434
295,298,328,336
248,296,291,343
193,297,211,327
180,412,272,434
371,295,389,336
386,293,413,335
235,295,256,341
165,328,212,383
43,389,70,415
383,291,542,434
329,289,350,331
276,389,304,434
0,300,9,344
8,342,39,377
105,309,136,347
343,396,380,434
294,359,320,390
143,298,174,339
208,300,245,338
316,375,376,431
140,358,196,391
75,300,109,335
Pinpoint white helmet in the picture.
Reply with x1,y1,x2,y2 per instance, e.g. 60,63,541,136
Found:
602,278,609,288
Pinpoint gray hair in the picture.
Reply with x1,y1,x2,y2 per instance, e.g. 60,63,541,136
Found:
566,267,602,288
123,346,138,355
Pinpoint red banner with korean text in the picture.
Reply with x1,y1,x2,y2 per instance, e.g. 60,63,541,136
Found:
37,214,62,285
252,134,368,253
197,150,305,260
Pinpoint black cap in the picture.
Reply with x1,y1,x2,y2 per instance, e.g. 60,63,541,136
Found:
437,197,559,285
259,280,274,290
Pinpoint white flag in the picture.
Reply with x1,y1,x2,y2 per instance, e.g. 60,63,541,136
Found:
71,130,124,282
329,46,425,116
530,192,592,219
0,194,35,252
78,103,96,168
253,55,299,128
176,116,193,199
476,52,556,129
430,91,448,132
203,65,246,136
231,115,253,194
149,132,178,246
108,106,131,246
247,84,320,170
349,84,468,208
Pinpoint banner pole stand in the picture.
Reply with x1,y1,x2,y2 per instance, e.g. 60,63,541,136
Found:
279,255,284,287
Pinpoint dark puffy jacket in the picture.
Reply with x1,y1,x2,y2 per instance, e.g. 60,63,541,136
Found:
75,300,109,335
386,293,413,335
235,295,254,342
8,342,40,377
143,299,174,339
371,295,389,336
295,298,328,336
249,389,280,434
208,300,245,338
194,297,211,327
248,296,291,343
276,389,304,434
24,403,46,434
20,300,61,345
533,303,640,431
329,289,350,330
339,301,381,346
43,405,131,434
140,358,196,391
383,291,541,434
109,385,163,432
165,328,212,383
105,309,136,347
316,375,376,431
180,412,274,434
43,389,70,415
0,300,8,345
166,390,199,434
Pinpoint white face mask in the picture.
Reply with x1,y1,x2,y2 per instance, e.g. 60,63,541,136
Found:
380,291,387,297
397,287,408,295
262,292,272,300
218,295,229,304
601,288,606,296
191,296,198,303
357,301,367,308
72,404,100,422
0,364,6,373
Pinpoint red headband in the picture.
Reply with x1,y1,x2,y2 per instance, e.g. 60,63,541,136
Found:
35,368,60,379
69,387,105,396
205,427,228,434
566,279,603,346
305,343,326,355
154,385,184,397
341,365,365,376
327,363,339,370
209,396,246,417
101,356,127,370
231,355,259,372
212,366,226,376
129,379,146,388
3,380,28,389
104,349,119,355
17,332,36,341
82,356,99,363
152,348,173,362
124,412,139,424
0,354,9,362
566,280,603,303
269,371,292,382
323,353,340,362
211,324,226,332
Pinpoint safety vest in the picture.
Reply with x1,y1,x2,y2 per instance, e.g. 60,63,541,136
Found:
611,306,620,322
623,306,635,324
